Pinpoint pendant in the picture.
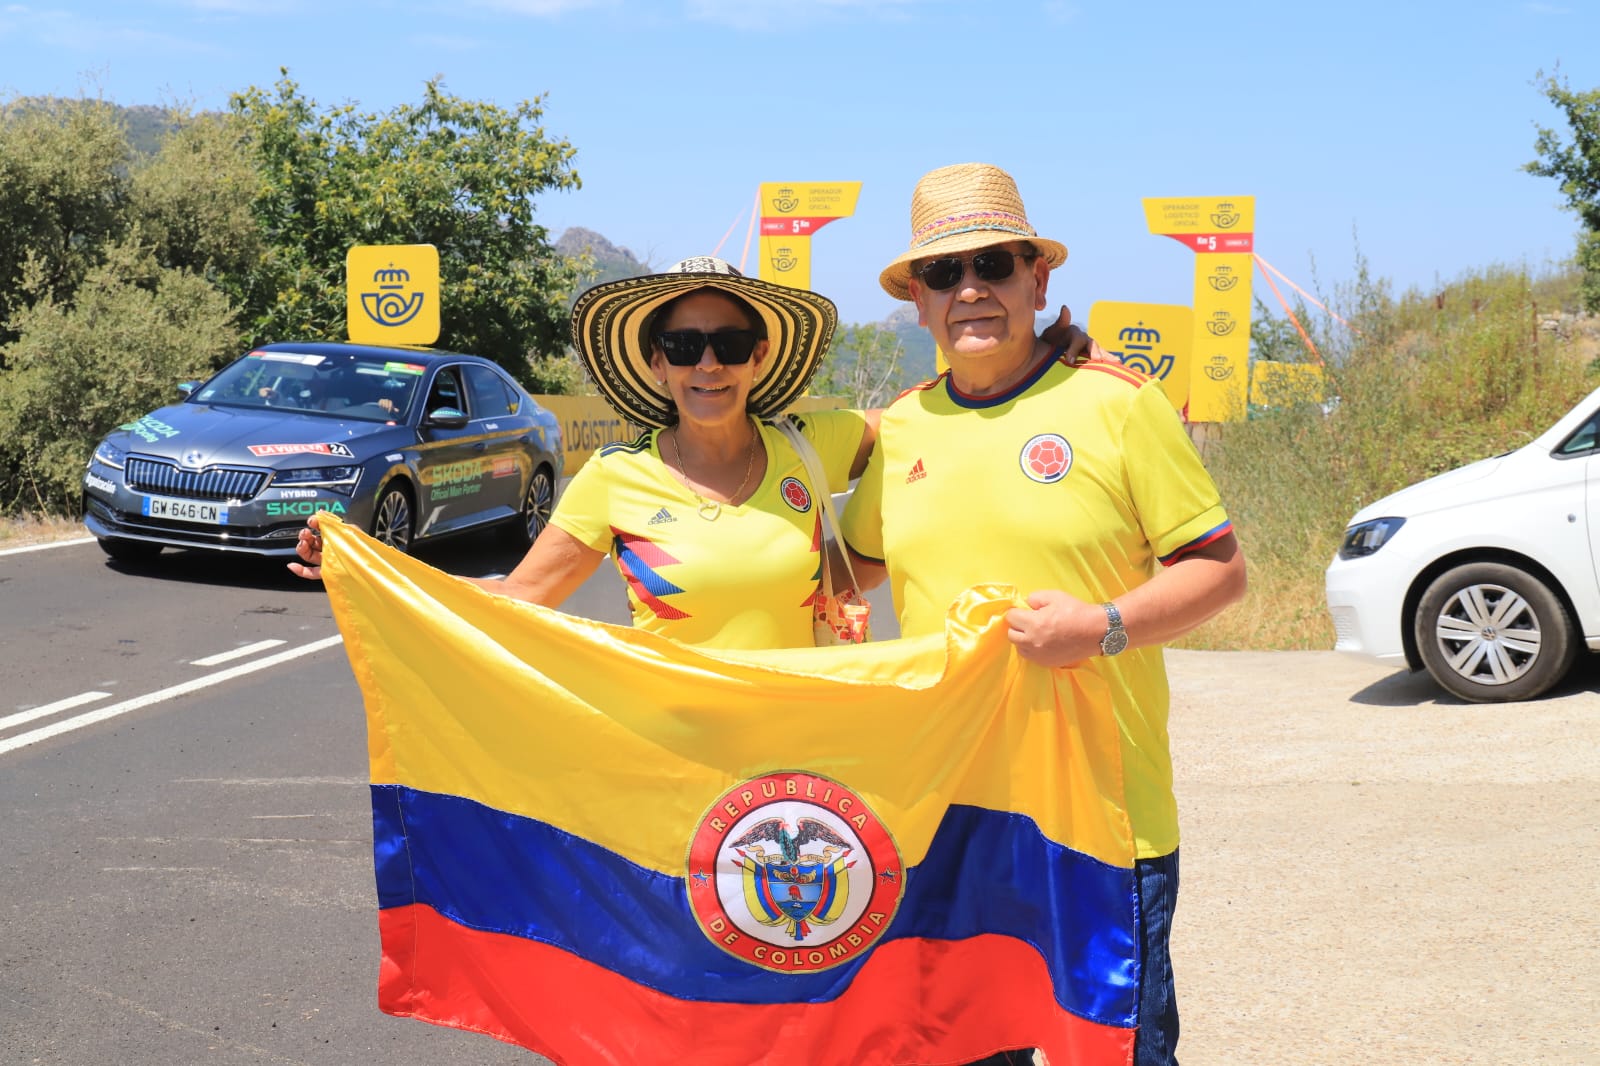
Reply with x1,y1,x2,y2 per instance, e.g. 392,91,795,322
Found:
697,499,722,521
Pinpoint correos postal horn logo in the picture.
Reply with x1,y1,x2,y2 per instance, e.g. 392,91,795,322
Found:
687,771,903,972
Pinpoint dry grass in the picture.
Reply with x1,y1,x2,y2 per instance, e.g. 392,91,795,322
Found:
1178,266,1598,651
0,512,88,549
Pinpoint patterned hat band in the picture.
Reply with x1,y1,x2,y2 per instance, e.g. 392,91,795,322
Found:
912,211,1036,249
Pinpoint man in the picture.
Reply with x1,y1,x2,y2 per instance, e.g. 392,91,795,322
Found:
841,162,1248,1066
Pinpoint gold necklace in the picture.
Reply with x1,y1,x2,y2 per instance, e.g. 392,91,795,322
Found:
668,423,759,521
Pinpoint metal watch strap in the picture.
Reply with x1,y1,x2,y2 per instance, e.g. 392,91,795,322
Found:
1099,601,1128,656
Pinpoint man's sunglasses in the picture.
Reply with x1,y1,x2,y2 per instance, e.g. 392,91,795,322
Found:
914,249,1036,292
655,329,761,367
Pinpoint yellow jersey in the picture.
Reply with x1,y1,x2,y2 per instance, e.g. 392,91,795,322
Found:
553,410,867,650
841,355,1231,858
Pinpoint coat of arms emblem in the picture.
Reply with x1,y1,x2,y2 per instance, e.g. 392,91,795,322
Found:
687,771,904,972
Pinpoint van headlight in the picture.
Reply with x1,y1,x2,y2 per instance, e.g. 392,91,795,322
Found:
1338,517,1405,559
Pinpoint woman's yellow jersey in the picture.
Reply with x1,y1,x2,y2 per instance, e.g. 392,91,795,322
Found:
552,410,867,650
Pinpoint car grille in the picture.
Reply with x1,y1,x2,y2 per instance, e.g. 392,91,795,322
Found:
125,457,268,501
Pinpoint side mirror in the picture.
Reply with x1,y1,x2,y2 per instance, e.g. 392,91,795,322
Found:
424,406,469,430
177,381,200,398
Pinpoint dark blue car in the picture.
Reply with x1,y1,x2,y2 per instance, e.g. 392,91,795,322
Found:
82,342,564,561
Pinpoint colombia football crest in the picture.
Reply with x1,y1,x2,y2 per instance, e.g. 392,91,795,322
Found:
779,476,812,512
1020,433,1072,484
687,771,903,973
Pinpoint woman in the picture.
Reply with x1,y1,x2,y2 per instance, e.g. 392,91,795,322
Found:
292,256,1096,649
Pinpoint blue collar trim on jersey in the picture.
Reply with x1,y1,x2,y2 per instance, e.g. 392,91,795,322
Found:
944,346,1064,409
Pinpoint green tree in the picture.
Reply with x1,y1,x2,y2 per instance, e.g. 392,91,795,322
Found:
128,109,263,294
0,97,133,351
228,72,585,391
1527,70,1600,311
813,324,906,409
1249,294,1320,363
0,242,238,511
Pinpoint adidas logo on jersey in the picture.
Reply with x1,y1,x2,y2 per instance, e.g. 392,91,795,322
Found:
906,458,927,483
647,507,676,525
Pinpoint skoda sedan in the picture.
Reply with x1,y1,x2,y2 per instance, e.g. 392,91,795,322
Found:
1325,383,1600,702
82,342,563,562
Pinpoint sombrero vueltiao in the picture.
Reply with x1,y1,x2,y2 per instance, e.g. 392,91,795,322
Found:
879,162,1068,301
570,256,838,430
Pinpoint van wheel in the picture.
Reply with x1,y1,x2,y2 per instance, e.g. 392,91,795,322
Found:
1414,562,1577,702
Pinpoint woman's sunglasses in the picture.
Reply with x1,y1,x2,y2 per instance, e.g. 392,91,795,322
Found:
914,249,1036,292
655,329,761,367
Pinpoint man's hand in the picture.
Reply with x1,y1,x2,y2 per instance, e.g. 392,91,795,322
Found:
1004,588,1106,668
1039,305,1114,367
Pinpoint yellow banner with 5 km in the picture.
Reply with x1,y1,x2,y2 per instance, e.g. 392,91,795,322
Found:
1142,198,1255,422
756,182,861,291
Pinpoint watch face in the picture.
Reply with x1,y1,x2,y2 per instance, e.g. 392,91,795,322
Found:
1101,629,1129,656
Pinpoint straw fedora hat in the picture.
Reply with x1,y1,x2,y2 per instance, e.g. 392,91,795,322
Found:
570,256,838,429
879,162,1068,301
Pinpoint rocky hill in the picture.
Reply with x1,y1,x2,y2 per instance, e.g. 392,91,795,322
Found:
556,228,651,288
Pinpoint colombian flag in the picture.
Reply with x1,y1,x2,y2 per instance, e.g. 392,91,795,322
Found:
317,515,1139,1065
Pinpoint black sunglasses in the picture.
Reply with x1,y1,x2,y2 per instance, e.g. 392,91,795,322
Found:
914,249,1037,292
655,328,761,367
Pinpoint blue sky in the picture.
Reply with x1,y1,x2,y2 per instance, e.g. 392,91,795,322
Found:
2,1,1597,328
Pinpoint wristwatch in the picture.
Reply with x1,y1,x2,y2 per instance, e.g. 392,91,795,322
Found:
1099,602,1128,657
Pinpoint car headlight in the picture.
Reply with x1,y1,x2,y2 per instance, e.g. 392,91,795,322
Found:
92,440,127,469
274,465,361,496
1338,517,1405,559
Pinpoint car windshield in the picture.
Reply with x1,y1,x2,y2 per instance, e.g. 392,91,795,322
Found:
190,350,426,423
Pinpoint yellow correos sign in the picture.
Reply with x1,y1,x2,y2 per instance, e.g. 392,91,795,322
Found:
347,244,440,346
757,182,861,291
1142,198,1255,422
1087,302,1193,411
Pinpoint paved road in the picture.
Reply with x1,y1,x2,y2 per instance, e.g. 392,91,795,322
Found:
1,533,627,1065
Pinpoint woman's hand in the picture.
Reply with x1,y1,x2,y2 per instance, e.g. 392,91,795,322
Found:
287,514,324,580
1039,305,1114,366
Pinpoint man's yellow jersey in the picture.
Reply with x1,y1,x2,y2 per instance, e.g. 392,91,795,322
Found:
842,355,1231,858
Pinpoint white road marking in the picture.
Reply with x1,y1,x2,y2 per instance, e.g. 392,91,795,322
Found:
190,639,287,667
0,635,344,757
0,690,112,732
0,535,95,557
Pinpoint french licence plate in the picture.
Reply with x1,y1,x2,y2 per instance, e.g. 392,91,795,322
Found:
141,495,228,524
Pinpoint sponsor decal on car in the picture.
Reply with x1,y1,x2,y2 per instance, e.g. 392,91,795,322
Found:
274,488,321,499
119,416,182,444
84,472,117,494
247,442,356,458
491,457,519,479
383,361,427,375
419,459,484,486
265,501,348,517
250,351,326,365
